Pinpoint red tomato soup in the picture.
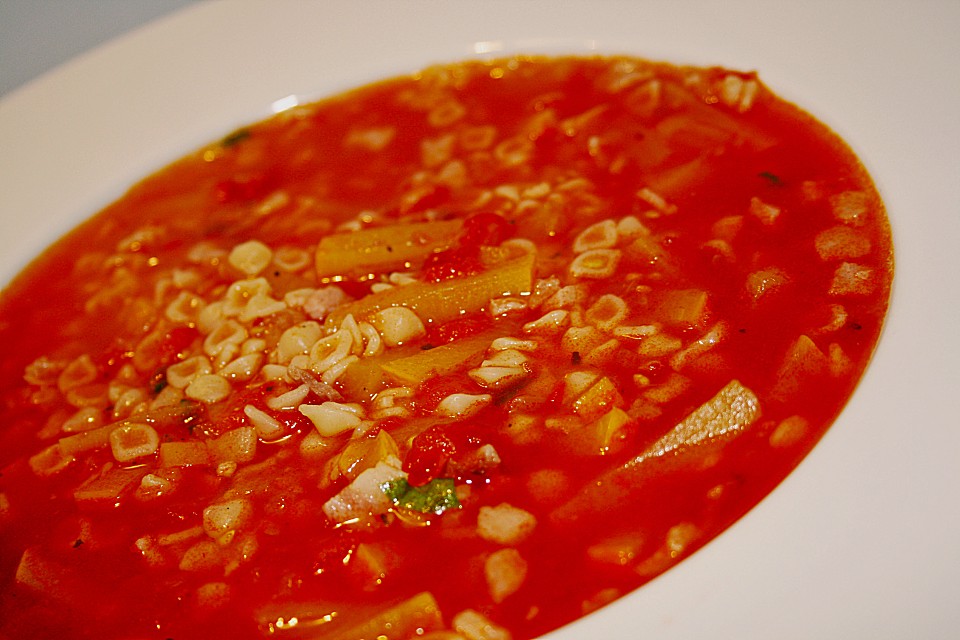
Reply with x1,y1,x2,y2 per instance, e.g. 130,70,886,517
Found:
0,56,892,639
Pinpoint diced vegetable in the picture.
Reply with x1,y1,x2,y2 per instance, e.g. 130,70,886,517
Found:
623,234,671,271
202,498,253,539
588,406,633,455
635,522,701,578
769,414,810,448
322,461,406,523
347,542,398,592
58,423,116,456
571,376,624,422
586,533,645,566
644,156,707,196
337,430,400,480
770,334,830,401
15,547,112,606
74,467,148,504
327,253,534,326
477,503,537,545
485,548,528,603
316,219,462,278
322,591,444,640
59,401,204,456
551,380,760,525
158,441,211,467
381,333,494,385
207,426,257,464
637,379,760,461
452,609,512,640
338,357,392,400
656,289,709,327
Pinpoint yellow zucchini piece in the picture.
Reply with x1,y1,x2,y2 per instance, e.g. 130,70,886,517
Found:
58,423,116,456
566,405,632,456
551,379,759,525
324,591,444,640
347,542,400,592
59,402,204,457
158,441,211,467
337,430,401,480
592,406,633,454
73,467,147,504
380,333,495,385
572,376,624,422
338,357,392,401
623,234,671,271
207,426,257,464
316,219,462,278
637,378,759,462
770,334,830,401
328,253,535,326
587,532,645,565
644,156,708,197
657,288,709,327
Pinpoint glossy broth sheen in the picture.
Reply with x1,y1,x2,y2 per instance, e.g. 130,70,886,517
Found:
0,56,892,639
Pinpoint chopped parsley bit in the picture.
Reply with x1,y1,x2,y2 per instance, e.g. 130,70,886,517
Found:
759,171,783,186
221,128,252,148
381,477,460,515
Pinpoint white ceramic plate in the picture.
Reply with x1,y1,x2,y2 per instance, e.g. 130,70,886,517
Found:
2,1,958,638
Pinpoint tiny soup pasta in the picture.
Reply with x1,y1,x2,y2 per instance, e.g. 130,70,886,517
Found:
0,56,892,639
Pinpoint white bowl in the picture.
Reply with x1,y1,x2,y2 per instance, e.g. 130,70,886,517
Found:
1,1,958,638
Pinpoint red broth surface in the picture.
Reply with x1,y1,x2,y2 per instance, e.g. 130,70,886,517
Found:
0,56,892,640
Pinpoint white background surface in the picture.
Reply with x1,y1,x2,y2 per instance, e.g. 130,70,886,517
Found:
1,1,958,639
0,0,198,97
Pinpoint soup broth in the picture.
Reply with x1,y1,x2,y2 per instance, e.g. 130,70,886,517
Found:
0,55,892,639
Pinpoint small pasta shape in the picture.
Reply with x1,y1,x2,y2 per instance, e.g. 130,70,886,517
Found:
167,356,214,389
243,405,285,441
110,423,160,462
165,291,205,325
370,307,425,347
185,374,232,404
58,354,98,394
277,322,323,364
228,240,273,276
203,320,248,359
219,353,264,382
223,278,272,317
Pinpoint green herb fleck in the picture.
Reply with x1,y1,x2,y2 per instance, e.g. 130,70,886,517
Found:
221,128,252,148
759,171,783,186
381,478,410,503
381,477,459,515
